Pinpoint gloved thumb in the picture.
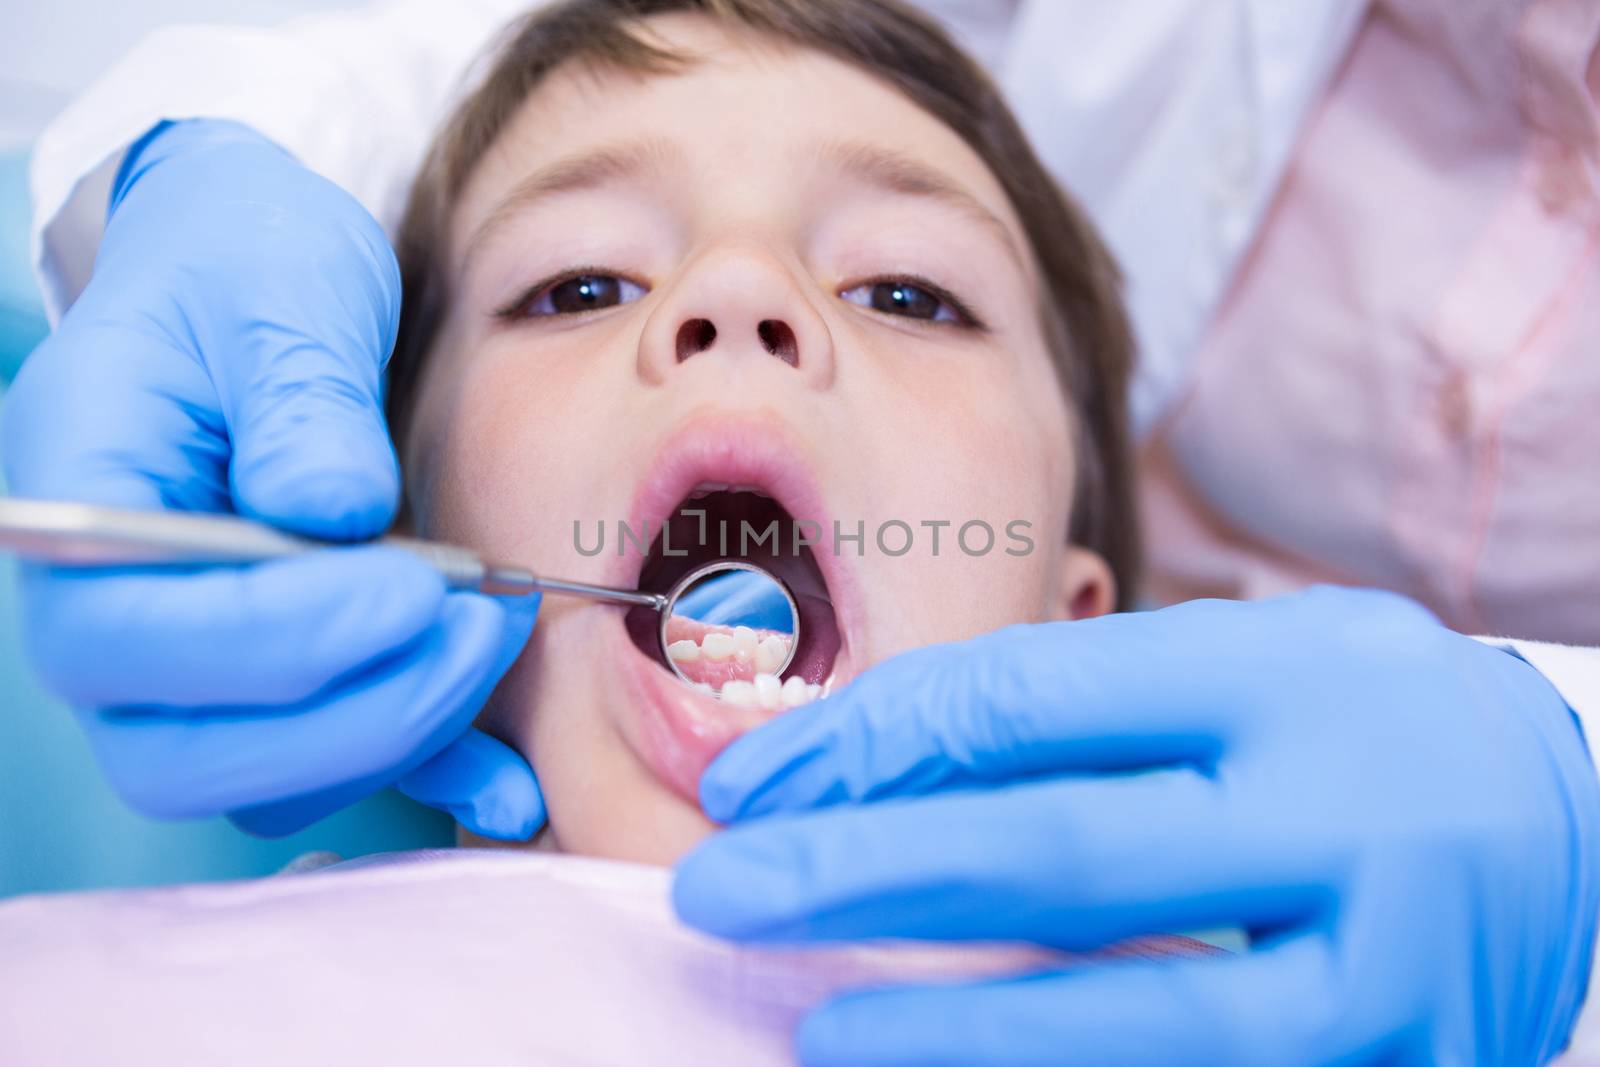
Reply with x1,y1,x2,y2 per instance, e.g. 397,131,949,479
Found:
230,376,401,542
229,591,543,839
98,118,407,543
211,151,403,542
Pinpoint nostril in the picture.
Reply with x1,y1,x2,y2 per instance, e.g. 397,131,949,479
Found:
676,318,717,362
758,319,798,366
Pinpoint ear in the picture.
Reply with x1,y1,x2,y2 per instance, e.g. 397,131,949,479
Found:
1052,545,1115,621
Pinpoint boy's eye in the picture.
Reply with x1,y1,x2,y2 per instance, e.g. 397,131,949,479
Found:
838,278,974,326
523,273,646,317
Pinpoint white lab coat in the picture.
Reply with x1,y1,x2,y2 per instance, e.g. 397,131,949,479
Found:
30,0,1366,427
25,1,1600,1053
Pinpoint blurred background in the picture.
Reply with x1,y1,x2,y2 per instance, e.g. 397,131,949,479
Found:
0,1,452,899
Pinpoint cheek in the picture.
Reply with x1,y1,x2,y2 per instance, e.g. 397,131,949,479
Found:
422,348,592,775
419,340,607,566
841,339,1073,649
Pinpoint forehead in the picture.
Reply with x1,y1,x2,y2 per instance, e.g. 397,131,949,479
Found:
452,12,1029,257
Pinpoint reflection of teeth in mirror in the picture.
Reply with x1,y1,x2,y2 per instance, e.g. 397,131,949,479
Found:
701,632,737,661
662,615,795,689
754,636,786,674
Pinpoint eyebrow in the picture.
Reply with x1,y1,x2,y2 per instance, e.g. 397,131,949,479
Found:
463,137,682,267
815,139,1029,271
462,134,1028,273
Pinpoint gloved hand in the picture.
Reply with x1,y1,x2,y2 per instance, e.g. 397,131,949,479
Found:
675,587,1600,1066
2,119,543,840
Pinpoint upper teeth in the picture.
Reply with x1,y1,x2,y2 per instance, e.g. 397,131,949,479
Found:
684,482,772,500
754,635,786,673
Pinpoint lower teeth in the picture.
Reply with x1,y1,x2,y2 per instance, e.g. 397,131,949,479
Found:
717,673,822,710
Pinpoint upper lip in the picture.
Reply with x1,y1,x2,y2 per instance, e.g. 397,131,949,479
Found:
613,409,862,659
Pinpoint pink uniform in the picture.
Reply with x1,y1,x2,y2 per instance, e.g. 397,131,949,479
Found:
1139,0,1600,644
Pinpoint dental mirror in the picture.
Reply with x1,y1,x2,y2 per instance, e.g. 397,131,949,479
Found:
658,561,799,690
0,498,804,696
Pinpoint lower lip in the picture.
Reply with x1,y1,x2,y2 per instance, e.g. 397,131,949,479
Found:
607,610,849,807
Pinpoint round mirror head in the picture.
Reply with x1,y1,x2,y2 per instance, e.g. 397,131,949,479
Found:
660,561,799,695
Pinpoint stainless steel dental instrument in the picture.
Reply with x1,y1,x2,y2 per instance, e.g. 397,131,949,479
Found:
0,497,798,682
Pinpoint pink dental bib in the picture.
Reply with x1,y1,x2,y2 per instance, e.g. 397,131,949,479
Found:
0,848,1218,1065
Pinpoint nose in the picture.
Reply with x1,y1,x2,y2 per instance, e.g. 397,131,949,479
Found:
637,242,835,388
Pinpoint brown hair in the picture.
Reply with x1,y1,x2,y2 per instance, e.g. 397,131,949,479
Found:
390,0,1141,606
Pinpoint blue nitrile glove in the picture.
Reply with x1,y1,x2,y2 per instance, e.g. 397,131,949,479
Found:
673,568,794,630
1,119,543,840
675,587,1600,1067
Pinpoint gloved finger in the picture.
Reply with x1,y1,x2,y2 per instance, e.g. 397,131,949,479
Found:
77,592,505,820
228,778,392,839
390,592,544,838
702,603,1251,821
207,164,402,543
1,316,231,514
88,118,405,543
487,591,542,679
226,361,400,543
795,936,1345,1067
228,729,543,840
225,593,540,838
17,545,448,709
398,727,546,841
676,771,1322,948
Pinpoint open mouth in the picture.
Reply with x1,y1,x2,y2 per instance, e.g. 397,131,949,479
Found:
601,417,859,805
624,487,842,710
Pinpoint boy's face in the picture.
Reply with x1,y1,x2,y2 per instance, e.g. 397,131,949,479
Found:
407,14,1112,862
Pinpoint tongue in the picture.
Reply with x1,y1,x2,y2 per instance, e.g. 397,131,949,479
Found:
664,616,794,687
